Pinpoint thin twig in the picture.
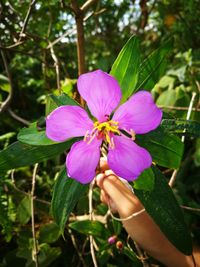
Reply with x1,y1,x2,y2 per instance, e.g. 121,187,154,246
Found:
89,180,98,267
181,92,197,142
19,0,37,39
31,163,39,267
195,81,200,94
46,27,76,49
158,105,200,112
8,108,31,126
0,44,14,113
11,170,50,205
5,41,25,49
80,0,97,12
181,205,200,212
169,92,197,187
49,43,61,92
134,241,150,267
69,214,106,224
46,9,95,50
69,229,87,267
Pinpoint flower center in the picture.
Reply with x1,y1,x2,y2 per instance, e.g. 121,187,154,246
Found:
94,120,120,143
84,120,120,148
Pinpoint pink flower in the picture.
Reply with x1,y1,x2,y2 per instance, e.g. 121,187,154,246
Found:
46,70,162,184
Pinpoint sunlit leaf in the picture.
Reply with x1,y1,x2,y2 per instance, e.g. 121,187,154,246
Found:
110,35,140,102
135,39,173,91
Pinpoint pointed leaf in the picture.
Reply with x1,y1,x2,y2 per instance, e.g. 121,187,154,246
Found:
135,39,173,91
17,125,57,146
133,167,155,191
50,93,79,106
110,35,140,102
51,168,87,233
0,139,75,171
69,220,110,239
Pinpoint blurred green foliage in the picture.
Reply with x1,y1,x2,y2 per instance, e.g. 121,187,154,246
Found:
0,0,200,266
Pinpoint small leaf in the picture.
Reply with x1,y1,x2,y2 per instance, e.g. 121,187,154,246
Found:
17,124,56,146
39,223,61,244
17,196,31,225
135,39,173,91
110,35,140,103
156,89,177,106
51,168,87,233
45,95,58,115
133,167,155,191
134,166,192,255
136,127,184,169
50,93,79,106
112,219,122,235
69,220,110,239
38,244,61,267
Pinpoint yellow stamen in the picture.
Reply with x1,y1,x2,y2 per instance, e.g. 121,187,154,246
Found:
88,120,120,146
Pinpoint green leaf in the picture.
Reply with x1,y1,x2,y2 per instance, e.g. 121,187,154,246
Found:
39,223,61,244
156,89,177,106
136,127,183,168
161,119,200,138
135,39,173,91
17,124,57,146
134,166,192,255
111,219,122,235
50,93,79,106
110,35,140,102
17,196,31,225
45,95,58,115
122,246,142,266
37,244,61,267
69,220,110,239
51,168,87,233
133,167,155,191
0,140,75,171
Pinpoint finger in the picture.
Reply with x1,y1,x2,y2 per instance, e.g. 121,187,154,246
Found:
96,173,106,189
100,189,118,213
100,172,143,217
100,157,109,172
100,189,109,204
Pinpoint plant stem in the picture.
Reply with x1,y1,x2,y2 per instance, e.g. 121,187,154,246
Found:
31,163,39,267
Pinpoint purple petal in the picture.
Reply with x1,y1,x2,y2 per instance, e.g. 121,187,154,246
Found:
112,91,162,134
46,106,93,142
108,135,152,181
77,70,122,122
66,139,101,184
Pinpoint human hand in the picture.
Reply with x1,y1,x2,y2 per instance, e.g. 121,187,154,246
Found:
96,157,143,218
95,157,196,267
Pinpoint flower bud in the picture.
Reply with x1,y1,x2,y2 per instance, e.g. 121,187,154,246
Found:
107,235,117,244
116,240,123,250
